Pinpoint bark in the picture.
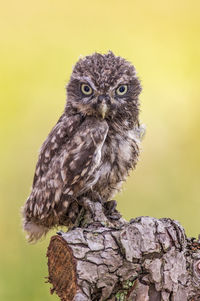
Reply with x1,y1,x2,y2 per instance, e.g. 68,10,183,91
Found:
46,202,200,301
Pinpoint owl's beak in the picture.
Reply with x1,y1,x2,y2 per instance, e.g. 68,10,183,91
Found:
99,102,108,119
97,96,108,119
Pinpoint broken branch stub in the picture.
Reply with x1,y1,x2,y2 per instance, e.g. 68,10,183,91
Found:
47,216,200,300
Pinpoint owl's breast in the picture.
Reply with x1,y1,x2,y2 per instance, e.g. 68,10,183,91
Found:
93,128,140,201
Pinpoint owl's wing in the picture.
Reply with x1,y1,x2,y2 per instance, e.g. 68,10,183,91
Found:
26,115,108,218
33,113,83,185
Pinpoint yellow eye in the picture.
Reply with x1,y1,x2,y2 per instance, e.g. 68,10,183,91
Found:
81,84,93,96
116,84,128,96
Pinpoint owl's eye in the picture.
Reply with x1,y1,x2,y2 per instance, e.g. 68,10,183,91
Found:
81,84,93,96
116,85,128,96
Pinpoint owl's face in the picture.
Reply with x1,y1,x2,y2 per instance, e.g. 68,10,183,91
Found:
66,52,141,123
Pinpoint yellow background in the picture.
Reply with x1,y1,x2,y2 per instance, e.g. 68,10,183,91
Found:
0,1,200,300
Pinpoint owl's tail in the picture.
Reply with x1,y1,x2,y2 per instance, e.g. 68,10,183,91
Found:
22,193,50,243
23,219,49,243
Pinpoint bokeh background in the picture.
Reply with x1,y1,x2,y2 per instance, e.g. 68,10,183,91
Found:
0,0,200,300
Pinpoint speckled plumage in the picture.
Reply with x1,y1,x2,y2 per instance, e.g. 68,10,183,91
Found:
22,51,143,242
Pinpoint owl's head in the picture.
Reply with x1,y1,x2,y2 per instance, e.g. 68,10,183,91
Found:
66,51,142,124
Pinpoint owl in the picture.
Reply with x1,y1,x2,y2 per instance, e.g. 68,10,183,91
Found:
22,51,143,242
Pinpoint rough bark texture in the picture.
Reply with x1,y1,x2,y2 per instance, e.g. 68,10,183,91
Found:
47,203,200,301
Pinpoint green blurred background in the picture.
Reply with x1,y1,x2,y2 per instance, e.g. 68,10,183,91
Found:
0,0,200,300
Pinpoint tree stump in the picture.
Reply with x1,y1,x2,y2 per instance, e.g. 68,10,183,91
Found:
47,211,200,301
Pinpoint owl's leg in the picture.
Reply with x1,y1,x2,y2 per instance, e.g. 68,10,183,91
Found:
75,192,114,228
71,206,86,228
65,193,119,229
83,191,122,221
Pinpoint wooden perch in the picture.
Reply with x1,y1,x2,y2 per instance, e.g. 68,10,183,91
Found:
46,202,200,301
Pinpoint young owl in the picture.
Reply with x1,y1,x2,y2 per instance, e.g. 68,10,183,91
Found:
22,51,143,242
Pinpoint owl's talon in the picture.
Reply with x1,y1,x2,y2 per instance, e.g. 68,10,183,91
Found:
103,200,121,221
104,200,117,214
57,231,63,236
